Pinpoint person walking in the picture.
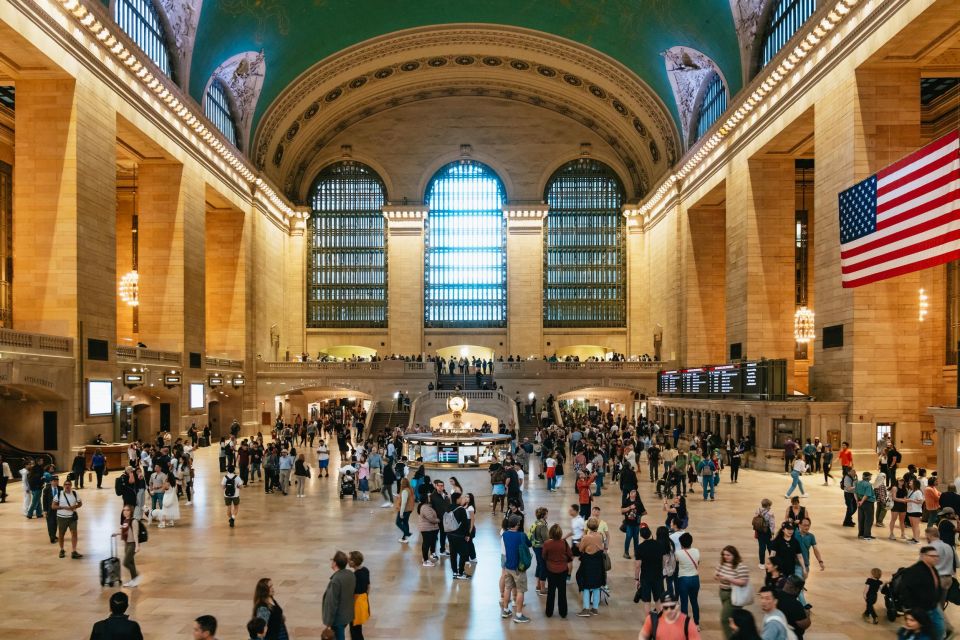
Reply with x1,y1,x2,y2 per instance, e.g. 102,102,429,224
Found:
676,532,701,630
784,456,808,499
621,488,646,559
118,504,142,587
856,471,877,540
907,478,925,544
395,478,413,543
639,595,701,640
349,551,370,640
41,475,61,543
715,545,751,640
53,478,83,559
322,551,358,640
293,453,311,498
822,444,835,485
576,517,606,617
500,513,532,623
752,498,776,568
530,507,549,594
445,493,472,579
254,578,289,640
874,473,889,527
417,492,440,566
91,448,107,488
542,524,572,618
697,456,716,501
891,476,910,540
0,453,12,503
896,546,948,640
222,465,243,528
841,467,859,527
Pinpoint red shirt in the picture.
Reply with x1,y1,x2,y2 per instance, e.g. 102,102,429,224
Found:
542,539,573,573
838,448,853,467
577,475,595,504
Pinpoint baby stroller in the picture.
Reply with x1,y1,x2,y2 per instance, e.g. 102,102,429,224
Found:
881,567,907,622
655,477,674,499
339,470,357,500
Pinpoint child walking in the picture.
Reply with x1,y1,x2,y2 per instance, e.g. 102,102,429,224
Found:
863,567,882,624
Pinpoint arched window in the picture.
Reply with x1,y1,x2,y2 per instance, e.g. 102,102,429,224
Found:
425,161,506,328
205,80,238,147
114,0,173,78
761,0,816,67
203,78,237,146
695,73,727,141
308,162,387,328
544,159,625,328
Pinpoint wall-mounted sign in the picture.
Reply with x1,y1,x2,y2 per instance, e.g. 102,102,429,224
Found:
208,376,224,387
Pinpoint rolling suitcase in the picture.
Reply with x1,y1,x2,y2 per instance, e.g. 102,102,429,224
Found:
100,534,122,587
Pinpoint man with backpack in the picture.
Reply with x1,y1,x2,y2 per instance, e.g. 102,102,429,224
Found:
639,595,700,639
500,513,533,623
221,465,243,528
698,455,716,501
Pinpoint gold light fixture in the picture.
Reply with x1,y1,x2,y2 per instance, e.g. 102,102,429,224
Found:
119,270,139,306
919,288,929,322
794,306,815,343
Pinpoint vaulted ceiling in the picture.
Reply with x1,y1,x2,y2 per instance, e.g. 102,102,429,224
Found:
188,0,743,135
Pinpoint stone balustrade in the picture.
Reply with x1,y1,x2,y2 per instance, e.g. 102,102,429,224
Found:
0,327,73,355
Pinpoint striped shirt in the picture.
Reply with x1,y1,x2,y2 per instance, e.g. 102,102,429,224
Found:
716,562,749,590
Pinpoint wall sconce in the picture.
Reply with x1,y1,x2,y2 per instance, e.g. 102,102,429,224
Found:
919,288,929,322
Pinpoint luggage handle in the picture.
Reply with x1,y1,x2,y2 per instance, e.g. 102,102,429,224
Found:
110,533,119,557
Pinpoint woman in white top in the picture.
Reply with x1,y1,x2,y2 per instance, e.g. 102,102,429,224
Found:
906,477,924,543
159,476,180,528
784,457,808,499
20,462,31,515
675,531,701,629
544,454,557,492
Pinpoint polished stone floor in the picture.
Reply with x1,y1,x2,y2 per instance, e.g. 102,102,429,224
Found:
0,441,953,639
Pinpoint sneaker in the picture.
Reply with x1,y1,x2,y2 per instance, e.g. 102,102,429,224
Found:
513,615,531,624
400,537,410,544
58,549,65,558
800,494,808,498
185,501,192,506
759,564,765,570
71,551,83,559
380,503,392,508
453,574,469,580
590,608,599,615
422,561,435,567
123,581,136,587
623,553,631,559
501,609,512,619
577,609,592,617
229,517,235,528
439,551,450,557
909,538,920,544
158,522,166,529
888,535,896,540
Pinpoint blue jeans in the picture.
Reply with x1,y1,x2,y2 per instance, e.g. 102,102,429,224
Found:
28,489,42,518
665,574,678,600
547,475,556,491
331,624,346,640
624,524,640,556
582,587,600,609
757,531,772,564
701,477,714,500
594,472,604,496
793,565,808,607
786,470,804,497
928,606,946,640
534,546,547,581
677,575,701,625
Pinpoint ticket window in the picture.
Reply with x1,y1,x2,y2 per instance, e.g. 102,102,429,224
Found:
459,446,480,465
877,423,895,449
773,419,801,448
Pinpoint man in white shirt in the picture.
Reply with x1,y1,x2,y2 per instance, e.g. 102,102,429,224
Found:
544,454,557,492
148,466,166,517
53,478,83,559
565,504,586,552
221,465,243,528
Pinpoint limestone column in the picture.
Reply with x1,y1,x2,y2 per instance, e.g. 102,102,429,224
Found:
725,155,795,382
504,205,546,356
205,202,248,360
13,78,117,446
284,211,306,358
384,206,425,355
683,203,727,365
626,215,648,357
812,68,923,464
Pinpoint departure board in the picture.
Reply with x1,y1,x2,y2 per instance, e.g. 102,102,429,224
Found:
657,359,786,400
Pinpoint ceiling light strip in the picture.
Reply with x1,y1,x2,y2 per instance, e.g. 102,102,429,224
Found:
627,0,865,224
54,0,296,226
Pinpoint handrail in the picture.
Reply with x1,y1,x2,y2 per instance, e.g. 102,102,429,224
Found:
553,400,565,429
206,356,244,370
116,346,182,365
0,328,73,355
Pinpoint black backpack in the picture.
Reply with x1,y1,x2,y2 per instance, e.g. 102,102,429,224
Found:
137,519,149,544
649,611,691,639
224,475,237,498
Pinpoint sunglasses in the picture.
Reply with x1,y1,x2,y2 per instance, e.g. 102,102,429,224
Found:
661,604,677,610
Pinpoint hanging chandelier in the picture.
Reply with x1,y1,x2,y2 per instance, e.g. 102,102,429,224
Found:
794,306,815,343
119,270,140,307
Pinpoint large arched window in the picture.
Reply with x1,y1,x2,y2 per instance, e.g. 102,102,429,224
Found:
695,73,727,141
308,162,387,328
205,79,238,147
114,0,173,78
761,0,816,67
544,159,625,328
425,161,506,328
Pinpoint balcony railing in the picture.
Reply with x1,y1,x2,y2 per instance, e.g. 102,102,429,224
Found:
116,346,182,365
206,357,244,370
0,328,73,355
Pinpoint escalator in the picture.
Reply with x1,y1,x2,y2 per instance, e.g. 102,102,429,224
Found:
0,436,56,479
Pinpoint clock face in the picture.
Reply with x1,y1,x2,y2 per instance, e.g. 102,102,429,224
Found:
448,396,466,413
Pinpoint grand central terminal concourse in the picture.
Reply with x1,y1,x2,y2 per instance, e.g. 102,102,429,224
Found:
3,0,960,639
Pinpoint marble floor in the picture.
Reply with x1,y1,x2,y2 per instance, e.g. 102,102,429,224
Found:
0,442,953,640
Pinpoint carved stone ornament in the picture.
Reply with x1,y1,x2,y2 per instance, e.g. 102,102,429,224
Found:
663,46,725,148
156,0,203,86
209,50,267,151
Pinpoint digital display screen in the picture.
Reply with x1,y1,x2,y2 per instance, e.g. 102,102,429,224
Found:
681,368,709,395
438,446,458,463
659,370,681,394
742,361,761,396
658,360,785,400
88,380,113,416
709,364,740,396
189,383,204,409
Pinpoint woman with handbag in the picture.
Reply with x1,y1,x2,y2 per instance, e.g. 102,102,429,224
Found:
676,532,701,629
294,453,311,498
575,517,606,617
715,545,751,640
253,578,289,640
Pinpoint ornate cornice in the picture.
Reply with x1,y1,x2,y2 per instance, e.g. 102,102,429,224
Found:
253,25,681,197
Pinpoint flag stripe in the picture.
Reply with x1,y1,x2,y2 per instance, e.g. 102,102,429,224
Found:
841,225,960,272
877,171,960,222
878,130,960,179
842,246,960,288
877,154,958,206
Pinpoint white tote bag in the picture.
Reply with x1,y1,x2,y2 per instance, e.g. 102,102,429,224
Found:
731,575,753,607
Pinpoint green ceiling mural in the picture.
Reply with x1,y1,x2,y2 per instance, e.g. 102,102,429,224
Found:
187,0,742,136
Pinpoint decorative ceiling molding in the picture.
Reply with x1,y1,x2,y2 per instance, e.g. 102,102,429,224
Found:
207,50,266,152
663,47,726,149
156,0,203,88
729,0,770,82
287,79,653,203
253,25,681,197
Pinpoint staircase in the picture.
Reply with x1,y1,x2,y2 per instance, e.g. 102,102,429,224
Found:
436,373,495,391
369,409,410,437
517,410,539,440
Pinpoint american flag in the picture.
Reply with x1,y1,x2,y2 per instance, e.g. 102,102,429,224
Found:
839,130,960,288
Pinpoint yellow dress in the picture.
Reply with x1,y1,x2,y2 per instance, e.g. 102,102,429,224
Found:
353,592,370,625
